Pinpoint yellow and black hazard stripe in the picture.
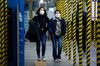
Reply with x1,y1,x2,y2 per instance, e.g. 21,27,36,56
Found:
64,1,69,56
56,0,69,58
78,0,83,66
67,0,71,60
86,0,91,66
0,0,1,65
97,1,100,66
61,0,68,56
62,37,68,55
56,0,61,11
56,0,68,56
61,0,66,52
0,0,5,65
0,0,8,66
94,0,97,48
4,0,8,65
72,0,77,65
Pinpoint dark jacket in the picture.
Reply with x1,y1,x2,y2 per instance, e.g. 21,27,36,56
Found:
48,18,66,36
25,20,39,42
33,15,49,33
25,15,49,42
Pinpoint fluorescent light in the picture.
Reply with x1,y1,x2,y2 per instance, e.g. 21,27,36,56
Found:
39,0,44,4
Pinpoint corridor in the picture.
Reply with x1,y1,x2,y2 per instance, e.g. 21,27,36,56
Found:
25,41,96,66
0,0,100,66
25,41,72,66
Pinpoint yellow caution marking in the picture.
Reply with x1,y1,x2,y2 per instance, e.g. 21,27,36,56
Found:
35,61,46,66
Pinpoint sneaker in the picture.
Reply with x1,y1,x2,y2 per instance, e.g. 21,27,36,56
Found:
37,57,41,61
54,59,58,62
58,59,61,62
42,56,46,61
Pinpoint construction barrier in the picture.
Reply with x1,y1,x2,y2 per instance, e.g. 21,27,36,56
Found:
72,0,77,65
0,0,8,66
56,0,97,66
94,0,97,48
86,0,91,66
97,1,100,66
78,0,83,65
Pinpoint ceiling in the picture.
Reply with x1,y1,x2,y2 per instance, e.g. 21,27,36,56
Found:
25,0,56,10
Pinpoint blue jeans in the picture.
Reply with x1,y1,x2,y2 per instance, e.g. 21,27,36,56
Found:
52,36,62,60
36,33,46,58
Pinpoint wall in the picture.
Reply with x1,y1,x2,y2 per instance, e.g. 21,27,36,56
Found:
8,0,19,66
8,0,25,66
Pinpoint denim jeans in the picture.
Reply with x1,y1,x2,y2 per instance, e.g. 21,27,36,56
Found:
36,33,46,58
52,36,62,60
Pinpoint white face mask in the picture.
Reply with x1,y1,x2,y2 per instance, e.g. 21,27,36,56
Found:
55,14,61,18
40,11,45,15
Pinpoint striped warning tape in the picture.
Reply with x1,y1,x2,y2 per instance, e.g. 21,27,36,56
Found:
78,0,83,66
56,0,69,58
97,1,100,66
0,0,8,66
60,0,67,56
0,0,4,65
67,0,72,60
86,0,91,66
4,0,8,64
72,0,77,65
94,0,97,48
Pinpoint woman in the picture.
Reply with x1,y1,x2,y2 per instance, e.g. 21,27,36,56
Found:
49,10,66,61
32,7,49,61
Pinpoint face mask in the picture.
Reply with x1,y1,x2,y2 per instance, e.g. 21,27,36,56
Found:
55,14,61,18
40,11,45,15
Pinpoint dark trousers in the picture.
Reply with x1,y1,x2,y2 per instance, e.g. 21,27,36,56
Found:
36,33,46,58
52,36,62,60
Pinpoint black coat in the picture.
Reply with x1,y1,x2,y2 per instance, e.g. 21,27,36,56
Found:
25,20,39,42
25,15,49,42
33,15,49,33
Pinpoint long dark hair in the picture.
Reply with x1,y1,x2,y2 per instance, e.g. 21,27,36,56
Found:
36,7,47,16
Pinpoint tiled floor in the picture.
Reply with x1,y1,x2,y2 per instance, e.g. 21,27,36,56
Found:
25,41,96,66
